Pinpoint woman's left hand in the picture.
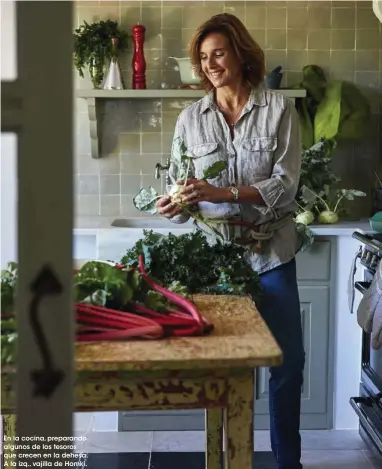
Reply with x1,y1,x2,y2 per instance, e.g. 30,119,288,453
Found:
177,178,228,205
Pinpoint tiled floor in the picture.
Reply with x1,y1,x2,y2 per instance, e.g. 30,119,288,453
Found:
80,430,382,468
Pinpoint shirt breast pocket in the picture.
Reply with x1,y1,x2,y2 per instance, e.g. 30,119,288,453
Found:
241,136,278,183
187,142,223,182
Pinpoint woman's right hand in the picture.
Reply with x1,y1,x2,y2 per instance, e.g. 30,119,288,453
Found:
156,195,182,218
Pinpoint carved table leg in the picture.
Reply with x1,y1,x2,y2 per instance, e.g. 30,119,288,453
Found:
2,414,17,466
205,408,223,469
223,372,255,469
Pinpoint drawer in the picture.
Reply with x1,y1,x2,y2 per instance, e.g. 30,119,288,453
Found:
296,240,331,281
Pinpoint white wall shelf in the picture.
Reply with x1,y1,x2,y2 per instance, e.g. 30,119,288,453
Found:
76,88,307,158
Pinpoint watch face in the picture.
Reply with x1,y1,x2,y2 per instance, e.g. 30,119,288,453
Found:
231,187,238,200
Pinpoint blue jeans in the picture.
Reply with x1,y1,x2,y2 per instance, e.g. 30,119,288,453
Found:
256,258,305,469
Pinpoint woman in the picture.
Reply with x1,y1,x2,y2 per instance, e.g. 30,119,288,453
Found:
156,13,305,469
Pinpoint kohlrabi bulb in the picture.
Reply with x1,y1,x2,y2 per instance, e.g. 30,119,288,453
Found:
318,211,339,224
295,211,314,225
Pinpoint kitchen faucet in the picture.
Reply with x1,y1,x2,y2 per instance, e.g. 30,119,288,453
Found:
155,158,171,185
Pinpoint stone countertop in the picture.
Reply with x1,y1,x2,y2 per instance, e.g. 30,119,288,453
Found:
73,216,373,237
74,295,282,372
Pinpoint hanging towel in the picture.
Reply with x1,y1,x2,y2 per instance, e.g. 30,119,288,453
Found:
371,260,382,350
348,247,362,314
357,259,382,348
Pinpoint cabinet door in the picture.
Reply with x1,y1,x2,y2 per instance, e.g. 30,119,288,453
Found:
120,286,331,432
254,286,330,430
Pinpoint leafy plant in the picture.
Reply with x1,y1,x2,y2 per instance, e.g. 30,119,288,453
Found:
294,138,339,225
1,262,17,365
73,19,129,88
74,260,133,306
298,138,339,200
300,185,366,224
293,65,371,150
120,230,261,298
133,139,228,242
1,261,17,317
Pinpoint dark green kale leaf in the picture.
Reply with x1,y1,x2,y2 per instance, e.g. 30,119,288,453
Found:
1,262,17,317
1,262,18,366
120,230,261,297
202,161,228,180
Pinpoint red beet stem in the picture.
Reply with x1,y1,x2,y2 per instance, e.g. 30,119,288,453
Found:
138,255,204,334
76,325,163,341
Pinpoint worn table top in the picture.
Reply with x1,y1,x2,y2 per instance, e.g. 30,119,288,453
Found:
75,295,283,372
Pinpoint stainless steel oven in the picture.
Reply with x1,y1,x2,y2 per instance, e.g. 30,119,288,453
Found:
350,232,382,457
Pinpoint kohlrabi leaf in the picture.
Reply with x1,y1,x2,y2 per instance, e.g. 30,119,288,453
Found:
300,185,318,205
133,187,160,214
202,161,228,180
339,189,366,200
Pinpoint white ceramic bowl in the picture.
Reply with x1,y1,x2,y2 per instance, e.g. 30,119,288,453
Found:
169,57,201,85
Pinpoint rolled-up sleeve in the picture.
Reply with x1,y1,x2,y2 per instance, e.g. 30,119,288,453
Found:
252,99,301,210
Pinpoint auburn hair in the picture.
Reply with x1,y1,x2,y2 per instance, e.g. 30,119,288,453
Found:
189,13,265,92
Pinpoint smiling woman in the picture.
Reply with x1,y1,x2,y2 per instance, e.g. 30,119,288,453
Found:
155,13,305,469
189,14,265,95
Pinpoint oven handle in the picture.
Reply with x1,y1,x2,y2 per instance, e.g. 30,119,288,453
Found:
349,397,382,452
355,281,372,295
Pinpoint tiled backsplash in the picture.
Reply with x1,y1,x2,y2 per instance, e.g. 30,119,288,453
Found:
74,0,381,218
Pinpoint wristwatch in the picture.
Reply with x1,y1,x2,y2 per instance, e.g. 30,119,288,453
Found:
228,186,239,202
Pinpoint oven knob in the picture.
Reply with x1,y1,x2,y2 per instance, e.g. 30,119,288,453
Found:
365,251,372,264
371,254,379,268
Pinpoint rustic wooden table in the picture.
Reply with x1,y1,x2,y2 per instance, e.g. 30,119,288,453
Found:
1,294,282,469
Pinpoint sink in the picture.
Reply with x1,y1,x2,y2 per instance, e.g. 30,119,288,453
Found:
111,217,193,229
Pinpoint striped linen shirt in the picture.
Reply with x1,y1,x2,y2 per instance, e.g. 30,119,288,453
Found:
167,86,302,275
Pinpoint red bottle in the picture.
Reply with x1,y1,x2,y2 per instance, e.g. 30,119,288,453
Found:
131,23,146,89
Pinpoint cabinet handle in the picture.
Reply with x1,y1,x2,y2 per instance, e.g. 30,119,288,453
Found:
30,264,65,398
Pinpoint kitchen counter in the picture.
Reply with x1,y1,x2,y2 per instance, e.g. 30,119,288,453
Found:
73,216,373,237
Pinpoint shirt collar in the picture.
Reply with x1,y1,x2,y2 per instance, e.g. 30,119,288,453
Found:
199,85,268,115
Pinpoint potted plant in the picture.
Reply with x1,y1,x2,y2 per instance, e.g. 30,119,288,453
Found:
73,19,129,89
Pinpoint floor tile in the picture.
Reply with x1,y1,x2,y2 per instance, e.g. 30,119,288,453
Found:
150,429,368,452
87,431,153,453
149,451,276,469
82,450,378,469
84,429,370,454
301,449,374,469
363,450,382,469
151,430,204,452
151,430,272,452
300,429,367,450
87,452,150,469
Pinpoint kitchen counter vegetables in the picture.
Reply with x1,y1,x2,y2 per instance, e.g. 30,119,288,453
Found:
120,229,261,297
0,256,213,366
133,138,228,242
1,230,261,366
299,185,366,225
